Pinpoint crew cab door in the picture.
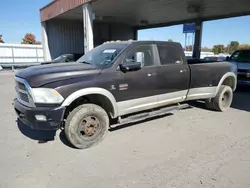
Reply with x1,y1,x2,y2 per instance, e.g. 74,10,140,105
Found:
155,43,190,106
116,44,159,116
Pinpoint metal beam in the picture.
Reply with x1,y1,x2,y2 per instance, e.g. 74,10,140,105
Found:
137,12,250,30
133,28,138,40
83,3,94,53
192,20,203,59
40,0,91,22
41,22,52,61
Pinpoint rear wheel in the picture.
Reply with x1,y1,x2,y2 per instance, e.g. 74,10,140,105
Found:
64,104,109,149
212,85,233,112
205,98,214,110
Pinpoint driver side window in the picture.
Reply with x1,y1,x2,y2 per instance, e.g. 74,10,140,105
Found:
124,45,154,67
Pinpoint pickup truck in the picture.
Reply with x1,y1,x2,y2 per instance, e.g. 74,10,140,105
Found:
14,41,237,149
226,49,250,85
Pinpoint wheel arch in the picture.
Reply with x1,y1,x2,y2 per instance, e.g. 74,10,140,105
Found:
61,87,118,118
214,72,237,97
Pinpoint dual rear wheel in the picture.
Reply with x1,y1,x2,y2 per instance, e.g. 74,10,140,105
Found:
205,85,233,112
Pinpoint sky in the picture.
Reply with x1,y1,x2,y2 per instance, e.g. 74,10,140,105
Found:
139,16,250,48
0,0,51,43
0,0,250,48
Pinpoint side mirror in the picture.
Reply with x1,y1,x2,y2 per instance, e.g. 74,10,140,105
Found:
226,56,230,61
119,61,142,73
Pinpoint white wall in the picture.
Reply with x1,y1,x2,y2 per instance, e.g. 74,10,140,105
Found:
184,51,215,59
0,43,44,65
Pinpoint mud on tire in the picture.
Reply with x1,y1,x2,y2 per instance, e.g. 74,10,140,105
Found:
64,104,109,149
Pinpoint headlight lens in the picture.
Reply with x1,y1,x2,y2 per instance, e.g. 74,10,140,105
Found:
32,88,64,104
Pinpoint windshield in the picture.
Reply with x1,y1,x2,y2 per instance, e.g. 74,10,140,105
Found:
230,50,250,63
76,43,128,66
52,55,67,63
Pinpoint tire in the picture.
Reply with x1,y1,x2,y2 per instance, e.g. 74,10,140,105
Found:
212,85,233,112
205,98,214,110
64,104,109,149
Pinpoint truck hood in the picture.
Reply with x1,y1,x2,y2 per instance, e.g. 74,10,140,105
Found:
15,62,102,87
230,61,250,71
237,62,250,71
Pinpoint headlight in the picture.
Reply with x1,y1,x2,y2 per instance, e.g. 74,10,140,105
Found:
32,88,64,104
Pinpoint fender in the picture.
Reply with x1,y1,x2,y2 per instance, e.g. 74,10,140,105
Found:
214,72,237,97
61,87,118,118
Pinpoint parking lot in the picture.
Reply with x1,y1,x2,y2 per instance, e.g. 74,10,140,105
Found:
1,71,250,188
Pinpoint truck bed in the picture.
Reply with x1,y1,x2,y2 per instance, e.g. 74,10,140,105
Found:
187,60,233,96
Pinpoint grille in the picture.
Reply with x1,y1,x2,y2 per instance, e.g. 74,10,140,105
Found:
15,78,34,107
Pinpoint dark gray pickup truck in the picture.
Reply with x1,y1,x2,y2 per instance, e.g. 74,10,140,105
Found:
14,41,237,149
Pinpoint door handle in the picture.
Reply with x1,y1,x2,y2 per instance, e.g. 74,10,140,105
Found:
180,69,187,73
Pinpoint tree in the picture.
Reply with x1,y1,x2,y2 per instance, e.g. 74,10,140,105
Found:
185,45,193,51
212,44,225,54
225,41,239,54
237,44,250,50
167,39,173,42
201,47,212,52
21,33,41,44
0,35,4,43
230,41,239,52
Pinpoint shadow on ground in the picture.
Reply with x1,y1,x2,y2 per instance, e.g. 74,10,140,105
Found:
59,131,77,149
109,113,173,132
57,113,175,149
189,85,250,112
17,119,56,143
188,100,207,111
231,86,250,112
17,119,78,148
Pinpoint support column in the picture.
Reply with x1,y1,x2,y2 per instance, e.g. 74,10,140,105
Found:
133,28,138,40
83,3,94,53
192,20,203,59
41,22,52,61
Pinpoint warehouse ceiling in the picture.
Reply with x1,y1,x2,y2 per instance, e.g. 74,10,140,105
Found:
47,0,250,28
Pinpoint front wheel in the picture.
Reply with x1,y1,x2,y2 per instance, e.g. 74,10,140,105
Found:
64,104,109,149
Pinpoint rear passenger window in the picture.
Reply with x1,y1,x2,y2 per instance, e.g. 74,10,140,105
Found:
157,45,183,65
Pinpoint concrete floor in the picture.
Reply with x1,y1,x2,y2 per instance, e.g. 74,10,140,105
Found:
1,71,250,188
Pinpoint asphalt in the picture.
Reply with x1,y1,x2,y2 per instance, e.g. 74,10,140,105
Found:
1,71,250,188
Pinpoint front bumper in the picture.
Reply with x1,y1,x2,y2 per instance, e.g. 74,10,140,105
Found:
14,99,66,130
